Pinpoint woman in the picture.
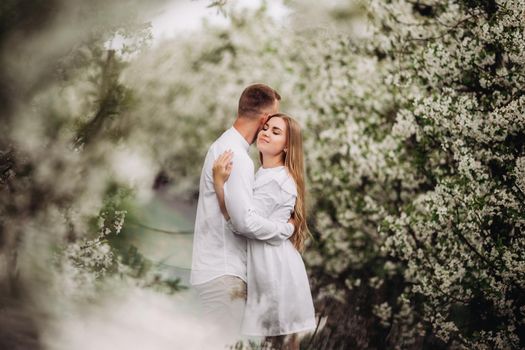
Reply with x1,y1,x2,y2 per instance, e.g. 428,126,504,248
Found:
212,113,316,348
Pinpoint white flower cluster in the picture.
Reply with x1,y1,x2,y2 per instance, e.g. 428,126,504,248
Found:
98,209,127,236
53,206,129,301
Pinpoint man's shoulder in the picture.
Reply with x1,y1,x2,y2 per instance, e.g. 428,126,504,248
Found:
213,137,251,158
204,134,252,167
205,133,231,156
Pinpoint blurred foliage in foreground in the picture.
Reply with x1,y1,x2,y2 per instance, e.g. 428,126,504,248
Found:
0,1,186,349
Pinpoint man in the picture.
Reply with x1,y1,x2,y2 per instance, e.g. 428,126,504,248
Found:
190,84,294,341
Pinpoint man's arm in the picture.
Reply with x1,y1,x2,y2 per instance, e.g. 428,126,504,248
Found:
223,152,294,245
225,196,296,246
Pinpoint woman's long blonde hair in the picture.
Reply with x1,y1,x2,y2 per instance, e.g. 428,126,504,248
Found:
260,113,311,253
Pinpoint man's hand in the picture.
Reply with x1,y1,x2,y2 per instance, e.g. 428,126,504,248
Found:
213,150,233,186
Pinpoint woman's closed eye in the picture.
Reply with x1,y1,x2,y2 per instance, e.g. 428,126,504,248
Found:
263,125,281,135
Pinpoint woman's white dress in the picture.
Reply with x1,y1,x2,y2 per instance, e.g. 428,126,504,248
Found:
240,165,316,336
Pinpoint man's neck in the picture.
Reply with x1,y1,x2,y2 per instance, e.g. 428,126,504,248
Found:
233,118,259,145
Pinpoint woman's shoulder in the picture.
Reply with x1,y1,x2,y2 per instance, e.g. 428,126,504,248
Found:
255,166,297,197
280,170,297,197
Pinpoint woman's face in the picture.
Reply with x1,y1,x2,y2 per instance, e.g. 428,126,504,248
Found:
256,116,287,157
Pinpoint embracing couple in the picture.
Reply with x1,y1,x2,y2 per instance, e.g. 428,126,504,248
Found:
190,84,316,349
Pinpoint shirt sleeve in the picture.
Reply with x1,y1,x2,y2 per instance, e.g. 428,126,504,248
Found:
223,152,294,245
227,190,297,246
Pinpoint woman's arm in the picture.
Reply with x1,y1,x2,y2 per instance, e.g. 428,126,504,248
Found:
212,150,233,220
213,178,230,220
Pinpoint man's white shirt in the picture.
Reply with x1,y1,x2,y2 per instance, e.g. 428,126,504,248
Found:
190,126,294,285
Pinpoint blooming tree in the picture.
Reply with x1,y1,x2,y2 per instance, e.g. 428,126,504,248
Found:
372,0,525,348
289,0,525,348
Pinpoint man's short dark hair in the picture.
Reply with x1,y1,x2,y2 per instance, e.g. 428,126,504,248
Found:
238,83,281,119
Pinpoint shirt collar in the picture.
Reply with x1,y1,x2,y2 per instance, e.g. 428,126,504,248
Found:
229,126,250,151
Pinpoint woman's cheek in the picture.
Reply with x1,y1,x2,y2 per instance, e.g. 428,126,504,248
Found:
279,136,286,151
